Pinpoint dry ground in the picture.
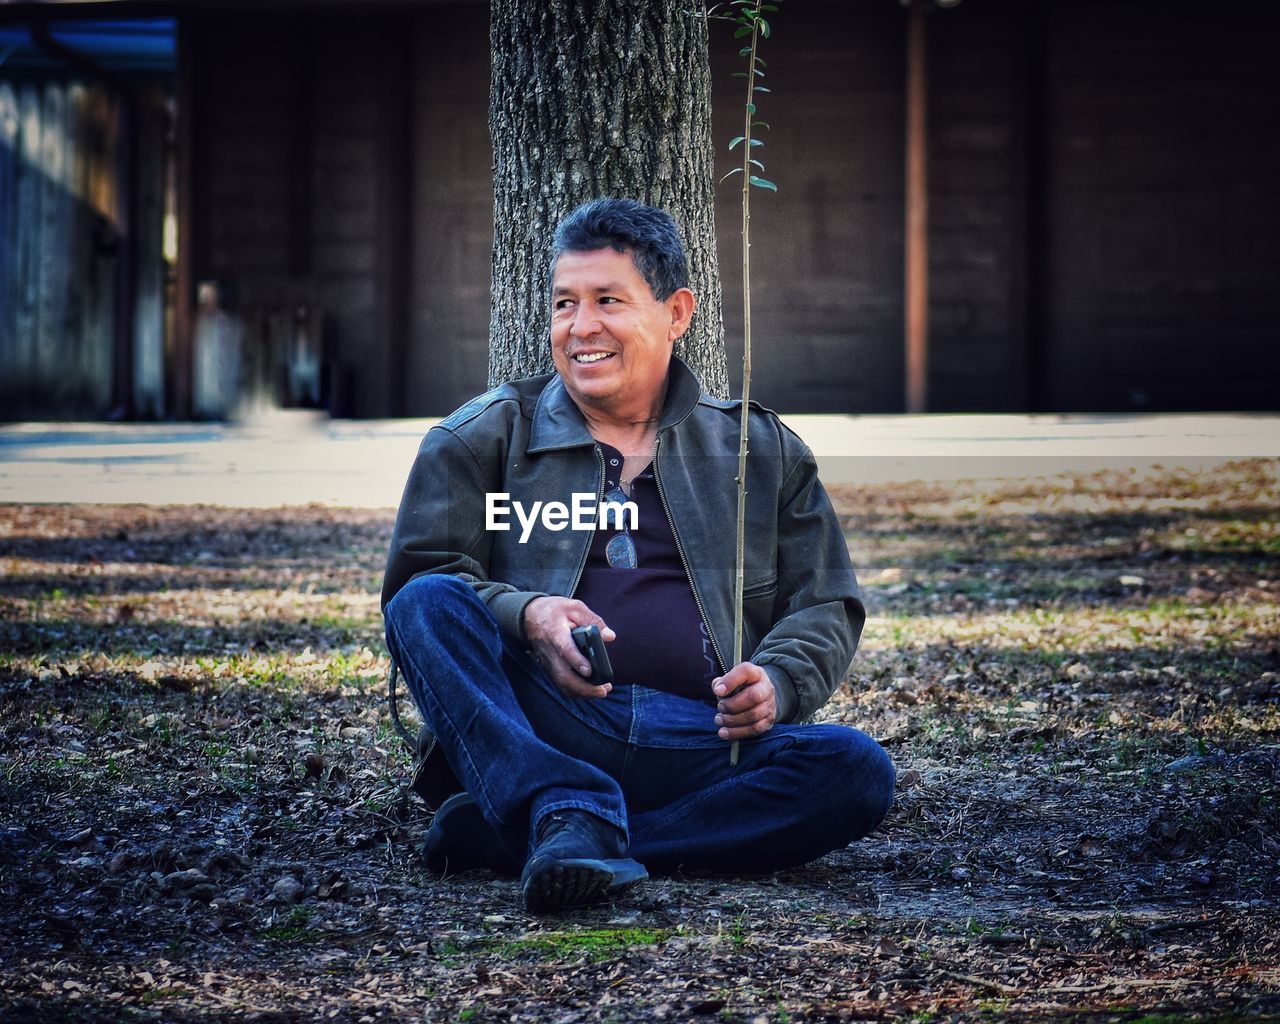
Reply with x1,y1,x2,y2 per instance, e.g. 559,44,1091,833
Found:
1,460,1277,1023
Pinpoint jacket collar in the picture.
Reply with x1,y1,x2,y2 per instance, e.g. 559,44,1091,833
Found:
527,355,703,453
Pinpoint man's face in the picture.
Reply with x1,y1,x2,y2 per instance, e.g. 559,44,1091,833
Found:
550,247,694,417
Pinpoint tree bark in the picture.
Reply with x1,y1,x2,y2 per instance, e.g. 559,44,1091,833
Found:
489,0,727,397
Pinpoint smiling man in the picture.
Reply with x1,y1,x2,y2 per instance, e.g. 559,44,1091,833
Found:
382,198,895,914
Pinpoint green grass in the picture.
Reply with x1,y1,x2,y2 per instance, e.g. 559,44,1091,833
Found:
490,926,668,961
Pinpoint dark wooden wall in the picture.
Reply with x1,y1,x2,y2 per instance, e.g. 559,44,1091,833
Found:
926,0,1032,412
406,4,492,417
171,0,1280,418
712,0,906,414
191,14,411,418
1041,0,1280,411
0,77,167,419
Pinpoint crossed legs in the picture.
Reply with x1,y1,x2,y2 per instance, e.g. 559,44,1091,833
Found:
384,574,895,877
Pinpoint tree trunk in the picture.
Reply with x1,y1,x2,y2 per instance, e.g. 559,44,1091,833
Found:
489,0,727,397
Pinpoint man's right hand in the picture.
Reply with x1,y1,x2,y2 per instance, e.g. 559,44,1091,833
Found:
522,596,615,699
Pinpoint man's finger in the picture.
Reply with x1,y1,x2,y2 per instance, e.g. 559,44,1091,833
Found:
717,680,772,714
569,602,615,642
716,701,772,728
551,665,611,700
717,715,774,741
712,663,765,697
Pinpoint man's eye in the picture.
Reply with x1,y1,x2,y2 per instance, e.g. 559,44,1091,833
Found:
554,299,575,311
599,296,618,305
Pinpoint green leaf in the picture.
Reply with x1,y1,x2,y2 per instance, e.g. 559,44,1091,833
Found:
729,135,746,149
750,158,765,170
746,102,756,115
752,120,770,130
760,19,770,38
719,167,744,183
748,138,763,146
739,46,753,56
733,24,753,37
754,86,771,93
732,71,748,78
749,175,777,191
761,3,780,11
754,56,767,67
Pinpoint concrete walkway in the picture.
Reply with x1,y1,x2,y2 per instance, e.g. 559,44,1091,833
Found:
1,411,1277,507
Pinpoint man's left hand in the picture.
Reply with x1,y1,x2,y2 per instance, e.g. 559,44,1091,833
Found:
712,663,776,741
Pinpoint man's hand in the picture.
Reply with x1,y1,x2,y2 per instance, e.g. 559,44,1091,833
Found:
523,596,615,699
712,662,777,741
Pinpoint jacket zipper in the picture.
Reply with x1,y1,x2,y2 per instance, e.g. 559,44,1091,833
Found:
569,445,607,597
652,434,728,675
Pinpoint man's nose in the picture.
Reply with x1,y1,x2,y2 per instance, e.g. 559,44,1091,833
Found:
571,302,602,337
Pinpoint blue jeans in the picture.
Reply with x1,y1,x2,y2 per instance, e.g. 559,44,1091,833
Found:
384,575,895,873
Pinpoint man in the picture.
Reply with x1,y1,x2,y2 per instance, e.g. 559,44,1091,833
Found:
382,198,894,914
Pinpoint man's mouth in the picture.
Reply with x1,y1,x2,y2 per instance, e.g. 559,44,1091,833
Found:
572,352,615,364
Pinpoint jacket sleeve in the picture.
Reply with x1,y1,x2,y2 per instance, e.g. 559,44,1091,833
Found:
381,425,547,641
749,437,864,724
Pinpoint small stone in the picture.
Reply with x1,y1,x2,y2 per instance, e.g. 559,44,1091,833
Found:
272,875,304,903
164,868,210,889
1165,753,1221,774
1118,575,1146,588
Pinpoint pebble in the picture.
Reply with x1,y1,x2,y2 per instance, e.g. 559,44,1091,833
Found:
272,875,304,903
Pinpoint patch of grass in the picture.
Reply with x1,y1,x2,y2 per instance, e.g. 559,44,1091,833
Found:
262,904,315,942
492,926,668,961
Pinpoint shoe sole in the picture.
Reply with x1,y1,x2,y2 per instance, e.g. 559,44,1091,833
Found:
521,856,647,914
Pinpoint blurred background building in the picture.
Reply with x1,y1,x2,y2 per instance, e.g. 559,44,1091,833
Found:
1,0,1276,419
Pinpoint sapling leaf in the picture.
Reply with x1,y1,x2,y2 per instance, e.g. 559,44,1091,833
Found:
760,19,770,37
739,46,753,56
752,120,770,130
754,86,771,93
720,167,745,182
749,175,777,191
734,24,753,37
750,158,765,170
746,102,756,115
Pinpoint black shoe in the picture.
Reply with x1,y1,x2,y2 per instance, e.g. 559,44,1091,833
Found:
520,811,647,914
422,793,520,877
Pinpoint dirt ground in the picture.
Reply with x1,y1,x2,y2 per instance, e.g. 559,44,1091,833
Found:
1,459,1277,1023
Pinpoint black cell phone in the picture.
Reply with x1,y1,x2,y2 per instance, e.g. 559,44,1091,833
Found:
570,625,614,686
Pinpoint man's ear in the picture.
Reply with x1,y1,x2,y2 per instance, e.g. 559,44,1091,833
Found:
666,288,696,342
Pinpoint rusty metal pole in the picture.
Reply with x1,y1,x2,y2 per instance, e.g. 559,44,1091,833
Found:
905,0,929,413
